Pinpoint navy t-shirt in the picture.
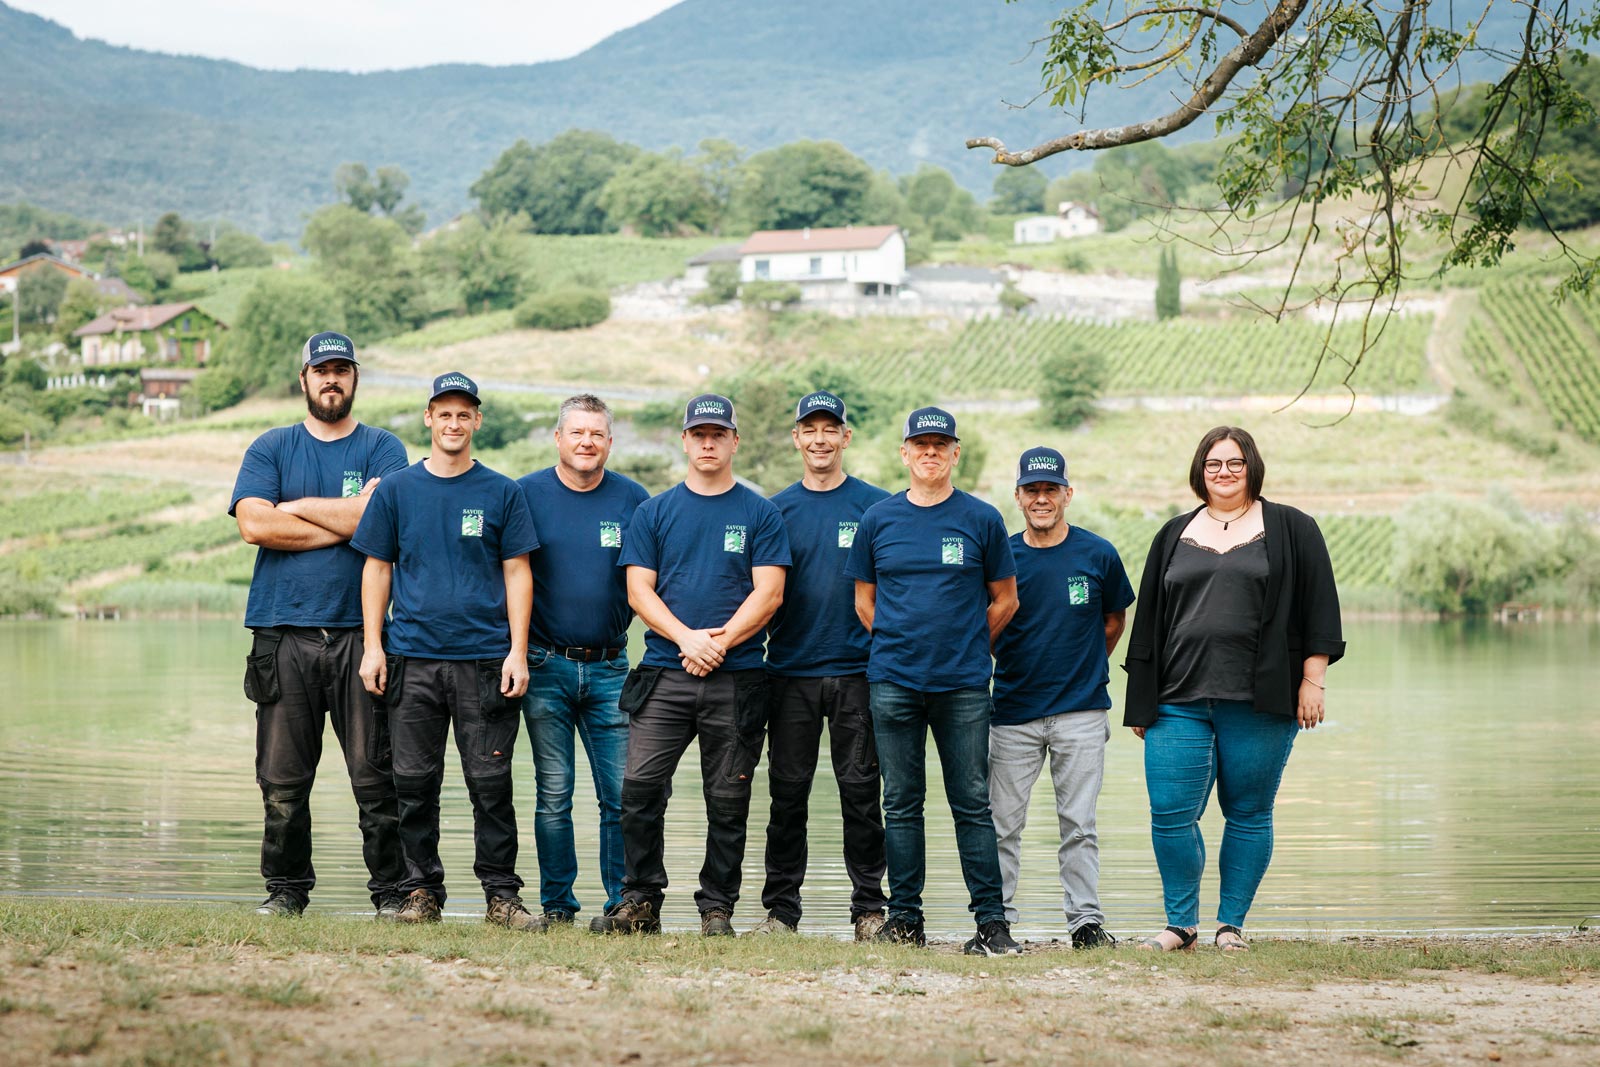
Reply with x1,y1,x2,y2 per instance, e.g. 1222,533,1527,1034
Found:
843,489,1016,692
517,467,650,649
991,527,1136,724
351,460,540,660
766,475,890,677
230,422,410,630
618,482,791,672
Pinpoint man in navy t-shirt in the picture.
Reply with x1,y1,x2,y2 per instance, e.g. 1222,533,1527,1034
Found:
990,446,1134,950
843,406,1023,956
599,393,790,936
751,390,890,940
515,394,650,932
229,330,408,919
352,372,542,930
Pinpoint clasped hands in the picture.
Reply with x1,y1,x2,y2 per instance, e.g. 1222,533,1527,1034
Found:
678,627,727,678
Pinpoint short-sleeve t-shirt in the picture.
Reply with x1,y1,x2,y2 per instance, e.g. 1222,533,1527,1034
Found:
351,459,540,660
618,482,791,672
765,475,890,677
843,488,1016,692
230,422,410,630
991,526,1136,725
517,466,650,649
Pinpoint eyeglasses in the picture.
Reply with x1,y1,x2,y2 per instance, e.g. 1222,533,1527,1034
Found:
1203,458,1247,474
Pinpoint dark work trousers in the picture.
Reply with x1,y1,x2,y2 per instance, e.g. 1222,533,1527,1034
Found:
386,656,525,905
619,667,768,917
248,626,403,908
760,674,887,925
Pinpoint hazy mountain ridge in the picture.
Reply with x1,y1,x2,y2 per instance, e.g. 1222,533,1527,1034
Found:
0,0,1531,239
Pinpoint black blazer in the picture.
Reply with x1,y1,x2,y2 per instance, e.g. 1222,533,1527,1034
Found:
1122,499,1345,727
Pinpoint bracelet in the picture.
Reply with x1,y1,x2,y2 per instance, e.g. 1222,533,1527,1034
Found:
1304,678,1326,690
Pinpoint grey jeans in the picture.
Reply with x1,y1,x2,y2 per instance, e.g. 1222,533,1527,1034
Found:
988,711,1109,930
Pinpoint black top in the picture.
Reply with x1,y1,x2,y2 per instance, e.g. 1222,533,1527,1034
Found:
1159,535,1268,703
1122,500,1345,726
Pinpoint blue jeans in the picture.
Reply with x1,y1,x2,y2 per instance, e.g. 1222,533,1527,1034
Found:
869,682,1005,925
521,648,629,914
1144,700,1298,928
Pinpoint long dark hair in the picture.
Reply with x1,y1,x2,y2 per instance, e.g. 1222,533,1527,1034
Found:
1188,425,1265,502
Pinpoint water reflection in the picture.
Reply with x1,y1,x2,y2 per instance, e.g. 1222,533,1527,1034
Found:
1,619,1595,937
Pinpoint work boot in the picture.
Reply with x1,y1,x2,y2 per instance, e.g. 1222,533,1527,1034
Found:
873,914,926,947
394,888,443,924
253,890,304,917
591,898,660,935
700,908,736,937
524,909,575,933
963,919,1023,956
746,912,797,936
853,911,887,943
485,895,541,931
374,889,407,923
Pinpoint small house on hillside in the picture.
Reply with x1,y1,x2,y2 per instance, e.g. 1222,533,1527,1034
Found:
738,225,906,298
74,302,226,366
93,277,144,305
138,368,202,420
1014,201,1103,244
0,251,93,284
683,243,743,289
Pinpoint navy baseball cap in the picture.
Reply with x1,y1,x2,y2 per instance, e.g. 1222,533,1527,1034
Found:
902,405,959,441
301,330,358,367
684,393,737,430
429,370,480,405
795,390,847,424
1016,445,1070,488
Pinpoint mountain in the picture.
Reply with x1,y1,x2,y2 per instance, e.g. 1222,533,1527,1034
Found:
0,1,1533,239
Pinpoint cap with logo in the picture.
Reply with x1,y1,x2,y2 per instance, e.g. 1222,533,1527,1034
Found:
1015,445,1070,488
794,390,847,424
301,330,359,368
683,393,737,430
901,405,959,441
429,371,480,405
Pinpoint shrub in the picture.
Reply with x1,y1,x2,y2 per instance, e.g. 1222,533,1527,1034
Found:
739,281,802,309
690,263,740,307
999,282,1034,314
191,367,248,412
513,287,611,330
1040,341,1108,428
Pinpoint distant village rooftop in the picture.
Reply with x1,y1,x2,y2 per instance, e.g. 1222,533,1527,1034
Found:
74,302,206,337
738,224,901,255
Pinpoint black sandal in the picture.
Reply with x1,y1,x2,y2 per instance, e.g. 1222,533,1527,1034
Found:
1215,924,1249,952
1138,925,1198,951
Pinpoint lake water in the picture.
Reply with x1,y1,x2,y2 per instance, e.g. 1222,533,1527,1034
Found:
1,619,1596,938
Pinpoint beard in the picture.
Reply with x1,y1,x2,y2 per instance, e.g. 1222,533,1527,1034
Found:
306,381,355,423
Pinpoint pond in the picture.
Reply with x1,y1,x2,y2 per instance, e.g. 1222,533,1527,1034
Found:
1,619,1595,938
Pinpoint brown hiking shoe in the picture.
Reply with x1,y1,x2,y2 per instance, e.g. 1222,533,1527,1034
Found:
853,912,887,942
485,895,541,931
394,888,442,924
591,898,661,935
700,908,735,937
746,913,797,936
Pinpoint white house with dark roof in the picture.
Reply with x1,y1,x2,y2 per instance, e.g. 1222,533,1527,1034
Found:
738,224,906,298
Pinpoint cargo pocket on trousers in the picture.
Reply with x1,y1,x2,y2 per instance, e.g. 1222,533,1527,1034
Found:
242,629,283,705
726,672,770,785
475,659,513,720
617,665,665,719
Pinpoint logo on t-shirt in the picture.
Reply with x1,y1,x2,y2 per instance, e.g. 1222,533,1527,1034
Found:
341,471,363,498
461,509,485,537
1067,576,1090,606
838,521,858,548
941,537,965,565
723,524,747,553
600,521,622,548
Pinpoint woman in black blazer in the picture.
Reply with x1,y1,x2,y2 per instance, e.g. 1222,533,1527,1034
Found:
1123,426,1344,951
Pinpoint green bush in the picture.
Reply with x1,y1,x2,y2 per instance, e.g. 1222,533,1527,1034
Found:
513,287,611,330
998,282,1034,314
691,263,740,307
192,367,248,412
1040,342,1108,429
739,281,802,309
1392,494,1546,614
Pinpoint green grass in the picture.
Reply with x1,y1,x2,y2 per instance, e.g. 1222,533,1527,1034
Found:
0,481,194,539
0,515,240,587
381,309,516,350
1471,281,1600,445
519,233,726,290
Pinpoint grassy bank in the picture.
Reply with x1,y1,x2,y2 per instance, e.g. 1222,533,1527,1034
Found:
2,901,1597,1066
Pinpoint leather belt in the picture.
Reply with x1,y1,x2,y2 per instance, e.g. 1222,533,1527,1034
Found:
548,645,624,662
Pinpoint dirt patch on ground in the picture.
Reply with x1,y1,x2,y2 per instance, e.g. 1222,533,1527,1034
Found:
4,933,1596,1067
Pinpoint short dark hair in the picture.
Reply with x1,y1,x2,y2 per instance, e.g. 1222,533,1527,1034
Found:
1188,425,1265,502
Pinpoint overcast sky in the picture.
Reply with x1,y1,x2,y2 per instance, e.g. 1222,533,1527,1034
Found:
9,1,682,72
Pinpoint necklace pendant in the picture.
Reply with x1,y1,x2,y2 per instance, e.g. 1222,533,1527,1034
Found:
1223,520,1230,530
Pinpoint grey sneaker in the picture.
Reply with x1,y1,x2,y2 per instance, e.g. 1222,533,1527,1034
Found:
746,913,797,935
486,895,541,931
591,898,661,935
374,890,407,922
701,908,736,937
395,888,442,924
853,912,887,942
253,891,304,917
